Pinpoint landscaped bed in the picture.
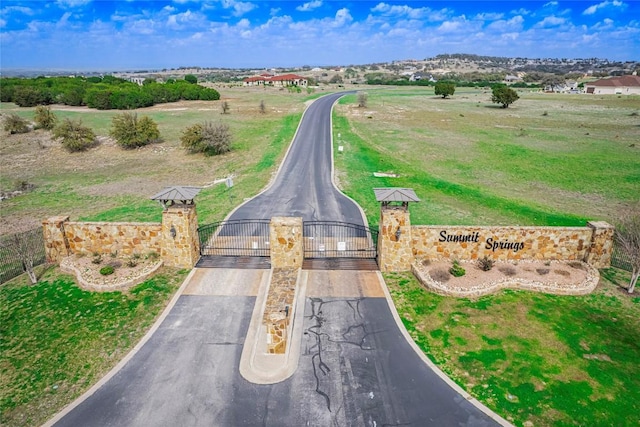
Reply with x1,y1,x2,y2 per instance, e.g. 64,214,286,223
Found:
412,259,599,298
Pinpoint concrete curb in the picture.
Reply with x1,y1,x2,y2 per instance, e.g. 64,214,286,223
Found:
375,271,514,427
239,269,307,384
42,268,198,427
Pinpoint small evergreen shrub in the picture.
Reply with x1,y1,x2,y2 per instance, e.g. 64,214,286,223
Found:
3,113,30,134
53,118,96,152
34,105,57,130
449,260,466,277
99,265,114,276
477,256,494,271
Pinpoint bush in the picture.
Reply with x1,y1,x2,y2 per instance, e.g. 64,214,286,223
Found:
110,112,160,149
3,113,30,134
92,253,102,264
449,260,466,277
99,265,115,275
498,265,517,276
126,258,138,268
34,105,57,130
53,118,96,152
180,121,232,156
431,268,451,282
477,256,495,271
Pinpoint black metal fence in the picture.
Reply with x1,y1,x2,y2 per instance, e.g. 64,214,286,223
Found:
0,227,46,284
611,240,633,272
303,221,378,259
198,220,271,257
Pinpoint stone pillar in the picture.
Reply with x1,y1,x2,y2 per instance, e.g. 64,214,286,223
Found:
42,216,70,263
585,221,615,268
161,204,200,268
269,217,303,269
378,206,414,272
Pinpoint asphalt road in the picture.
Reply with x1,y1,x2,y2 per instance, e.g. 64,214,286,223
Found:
53,295,498,427
228,92,364,225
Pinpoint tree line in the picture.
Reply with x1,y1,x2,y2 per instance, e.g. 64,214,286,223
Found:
0,75,220,110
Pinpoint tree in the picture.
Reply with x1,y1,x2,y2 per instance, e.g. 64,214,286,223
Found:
109,112,160,149
3,113,30,134
9,230,42,284
357,92,368,108
491,85,519,108
329,74,343,84
184,74,198,84
53,118,96,152
615,213,640,293
259,100,266,114
434,81,455,98
180,121,232,156
34,105,57,130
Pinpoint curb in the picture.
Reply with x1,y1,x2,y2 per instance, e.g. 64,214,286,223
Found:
42,268,198,427
375,271,514,427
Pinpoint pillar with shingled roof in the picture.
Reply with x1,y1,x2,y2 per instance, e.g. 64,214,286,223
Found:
374,188,420,272
151,186,202,268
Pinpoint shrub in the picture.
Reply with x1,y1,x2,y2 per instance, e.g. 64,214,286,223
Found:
91,253,102,264
53,118,96,152
498,265,517,276
126,258,138,268
3,113,30,134
477,256,494,271
110,112,160,149
221,101,230,114
431,268,451,282
34,105,57,130
449,260,466,277
180,121,232,156
99,265,115,275
146,251,160,260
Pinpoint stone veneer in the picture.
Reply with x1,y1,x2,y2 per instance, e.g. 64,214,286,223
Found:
43,205,200,269
269,217,303,269
378,207,614,272
264,268,299,354
378,206,413,272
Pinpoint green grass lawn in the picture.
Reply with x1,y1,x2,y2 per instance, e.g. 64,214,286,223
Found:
385,269,640,427
333,88,640,227
0,267,188,427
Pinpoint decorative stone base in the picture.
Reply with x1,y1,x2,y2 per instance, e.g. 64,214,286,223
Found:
60,256,163,291
264,268,299,354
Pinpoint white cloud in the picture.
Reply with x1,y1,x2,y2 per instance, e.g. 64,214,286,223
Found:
297,1,322,12
333,8,352,27
475,12,504,21
270,8,281,16
221,0,256,17
55,0,92,8
0,18,6,28
1,6,34,16
535,16,566,28
583,0,626,15
487,15,524,32
370,3,449,21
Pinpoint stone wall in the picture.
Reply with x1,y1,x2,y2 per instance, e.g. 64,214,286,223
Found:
43,205,200,269
269,217,303,269
377,205,614,272
64,222,162,256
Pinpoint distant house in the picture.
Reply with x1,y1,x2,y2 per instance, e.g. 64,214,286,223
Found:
243,73,308,87
583,75,640,95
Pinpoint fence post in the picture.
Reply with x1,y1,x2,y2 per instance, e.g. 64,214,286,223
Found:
42,216,70,263
161,205,200,268
378,206,414,272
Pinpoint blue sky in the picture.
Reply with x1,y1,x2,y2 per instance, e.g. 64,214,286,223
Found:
1,1,638,70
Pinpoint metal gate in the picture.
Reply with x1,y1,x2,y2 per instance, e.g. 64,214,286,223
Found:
198,220,270,257
302,221,378,259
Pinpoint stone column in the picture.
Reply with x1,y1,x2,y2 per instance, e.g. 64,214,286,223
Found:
161,204,200,268
42,216,70,263
585,221,615,268
269,217,303,269
378,206,414,272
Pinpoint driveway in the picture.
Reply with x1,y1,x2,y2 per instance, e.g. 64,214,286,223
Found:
49,93,505,427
